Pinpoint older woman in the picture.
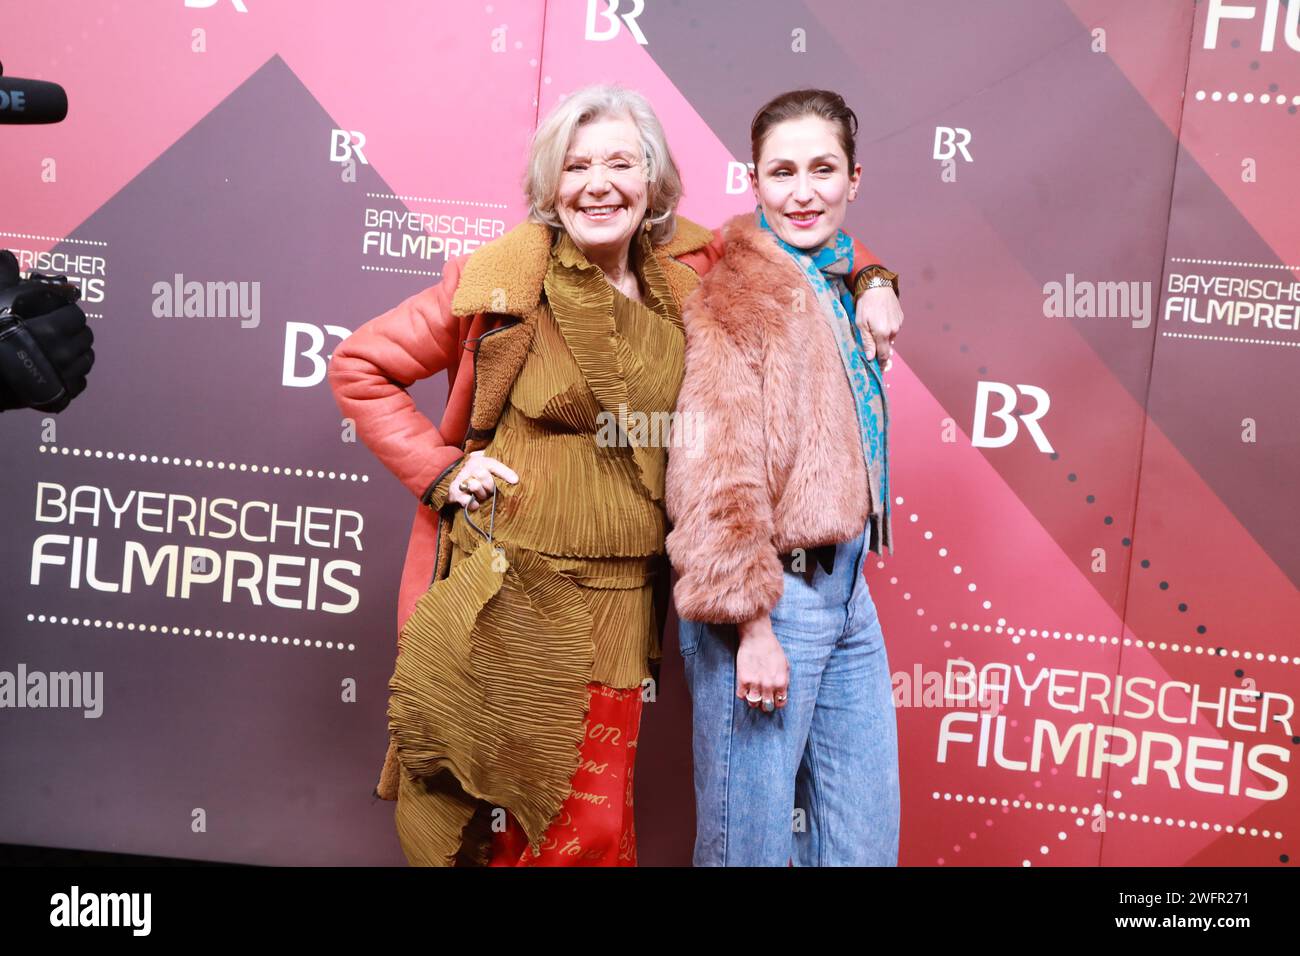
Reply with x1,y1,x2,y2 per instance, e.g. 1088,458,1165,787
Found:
329,83,901,867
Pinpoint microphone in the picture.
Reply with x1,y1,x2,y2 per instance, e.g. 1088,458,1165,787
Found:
0,62,68,125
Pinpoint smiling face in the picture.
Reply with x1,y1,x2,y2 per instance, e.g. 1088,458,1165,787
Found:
555,113,650,265
751,114,861,251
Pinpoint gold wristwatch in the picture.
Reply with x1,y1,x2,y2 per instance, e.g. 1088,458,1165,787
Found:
853,264,900,300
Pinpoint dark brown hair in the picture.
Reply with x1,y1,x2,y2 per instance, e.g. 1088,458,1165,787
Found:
750,88,858,171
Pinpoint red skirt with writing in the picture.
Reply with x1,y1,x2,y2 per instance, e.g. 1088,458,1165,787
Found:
489,682,643,866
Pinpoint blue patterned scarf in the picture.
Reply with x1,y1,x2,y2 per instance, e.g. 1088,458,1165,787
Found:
757,206,892,553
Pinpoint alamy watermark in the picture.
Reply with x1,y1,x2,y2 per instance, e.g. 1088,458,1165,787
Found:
0,663,102,718
151,273,260,328
595,403,707,457
1043,273,1152,328
50,885,150,935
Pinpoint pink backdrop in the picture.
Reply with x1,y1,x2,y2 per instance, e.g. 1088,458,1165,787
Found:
1,0,1297,867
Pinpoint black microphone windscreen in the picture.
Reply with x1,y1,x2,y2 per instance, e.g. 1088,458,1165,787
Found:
0,77,69,125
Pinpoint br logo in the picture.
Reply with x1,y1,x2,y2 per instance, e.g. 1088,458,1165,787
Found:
725,161,756,195
585,0,648,44
329,129,369,166
971,381,1055,453
932,127,973,163
283,322,350,388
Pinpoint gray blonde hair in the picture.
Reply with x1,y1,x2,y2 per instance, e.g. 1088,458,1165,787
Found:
524,84,683,246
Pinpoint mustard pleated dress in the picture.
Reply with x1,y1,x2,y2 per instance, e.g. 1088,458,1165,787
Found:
387,228,684,866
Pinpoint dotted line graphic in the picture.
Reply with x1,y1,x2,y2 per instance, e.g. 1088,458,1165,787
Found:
27,613,355,652
932,319,1259,727
0,232,108,247
1040,452,1228,673
928,302,1291,864
877,501,929,621
934,322,1213,654
364,192,508,209
873,494,993,623
1193,89,1300,108
360,265,441,277
933,792,1283,841
948,619,1295,664
37,445,370,483
1170,257,1300,271
1162,330,1300,348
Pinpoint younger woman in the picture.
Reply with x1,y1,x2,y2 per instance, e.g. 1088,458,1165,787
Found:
666,89,901,867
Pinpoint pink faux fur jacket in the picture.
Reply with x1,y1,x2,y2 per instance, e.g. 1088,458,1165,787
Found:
665,212,873,624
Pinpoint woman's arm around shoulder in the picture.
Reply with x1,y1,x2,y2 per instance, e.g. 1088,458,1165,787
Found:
674,220,883,283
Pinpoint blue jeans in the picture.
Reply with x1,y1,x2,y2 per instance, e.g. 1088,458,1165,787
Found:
678,523,900,866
